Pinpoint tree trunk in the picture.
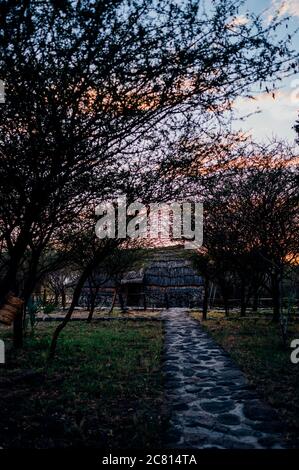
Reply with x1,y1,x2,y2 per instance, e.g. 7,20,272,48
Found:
240,279,247,317
43,288,47,304
223,294,229,317
108,289,117,314
61,289,66,310
13,306,24,348
14,248,42,347
202,278,210,321
0,235,29,303
87,287,99,322
272,276,281,322
48,242,116,359
118,289,125,313
271,267,282,323
218,277,230,317
48,268,90,360
252,289,258,313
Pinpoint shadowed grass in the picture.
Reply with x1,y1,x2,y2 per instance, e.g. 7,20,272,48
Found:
0,320,165,448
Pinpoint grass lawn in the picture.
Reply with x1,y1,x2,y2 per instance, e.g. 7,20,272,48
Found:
191,310,299,447
37,307,161,320
0,320,165,448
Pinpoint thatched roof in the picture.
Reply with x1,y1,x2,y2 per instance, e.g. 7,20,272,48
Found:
121,247,202,288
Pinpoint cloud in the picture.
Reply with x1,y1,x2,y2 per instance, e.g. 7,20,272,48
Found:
269,0,299,19
234,87,298,110
233,88,299,141
226,15,250,29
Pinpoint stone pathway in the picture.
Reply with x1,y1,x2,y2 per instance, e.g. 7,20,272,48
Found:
161,308,286,449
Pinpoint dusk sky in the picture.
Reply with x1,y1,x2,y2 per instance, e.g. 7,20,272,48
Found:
231,0,299,143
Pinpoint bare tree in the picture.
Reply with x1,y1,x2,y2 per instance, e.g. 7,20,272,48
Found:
192,142,298,321
0,0,297,347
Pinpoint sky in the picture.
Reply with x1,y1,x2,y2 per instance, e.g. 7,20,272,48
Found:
231,0,299,144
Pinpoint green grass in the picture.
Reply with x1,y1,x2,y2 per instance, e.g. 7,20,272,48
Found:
191,310,299,447
0,320,165,448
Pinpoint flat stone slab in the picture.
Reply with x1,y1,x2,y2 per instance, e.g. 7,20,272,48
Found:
161,308,286,449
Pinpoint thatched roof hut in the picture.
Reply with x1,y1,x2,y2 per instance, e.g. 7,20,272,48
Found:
121,248,203,308
78,247,203,309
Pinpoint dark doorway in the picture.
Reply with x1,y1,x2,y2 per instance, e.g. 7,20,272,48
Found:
127,284,142,307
